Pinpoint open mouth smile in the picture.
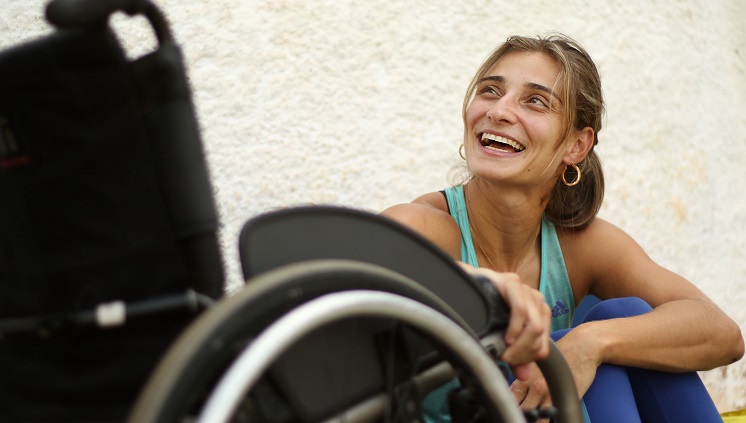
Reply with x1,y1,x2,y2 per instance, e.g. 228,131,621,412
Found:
480,133,525,153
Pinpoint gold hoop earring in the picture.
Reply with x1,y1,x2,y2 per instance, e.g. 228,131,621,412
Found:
459,144,466,160
562,163,582,187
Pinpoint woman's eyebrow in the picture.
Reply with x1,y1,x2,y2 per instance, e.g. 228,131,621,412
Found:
477,75,505,85
478,75,562,104
525,82,562,103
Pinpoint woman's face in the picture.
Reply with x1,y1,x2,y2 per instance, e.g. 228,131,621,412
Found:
464,50,569,187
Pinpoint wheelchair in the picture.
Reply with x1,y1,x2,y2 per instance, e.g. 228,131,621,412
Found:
0,1,582,422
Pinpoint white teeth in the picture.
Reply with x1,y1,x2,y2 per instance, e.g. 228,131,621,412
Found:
481,133,525,151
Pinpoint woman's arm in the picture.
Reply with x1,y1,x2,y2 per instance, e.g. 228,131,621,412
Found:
565,217,744,374
512,218,744,409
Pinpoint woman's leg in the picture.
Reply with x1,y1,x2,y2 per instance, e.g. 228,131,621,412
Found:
552,328,642,423
626,368,721,422
579,297,722,422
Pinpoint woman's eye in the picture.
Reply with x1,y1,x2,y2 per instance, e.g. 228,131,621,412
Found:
528,96,548,108
478,85,500,96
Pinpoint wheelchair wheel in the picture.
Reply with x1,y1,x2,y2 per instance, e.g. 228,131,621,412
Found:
198,289,522,423
128,260,582,423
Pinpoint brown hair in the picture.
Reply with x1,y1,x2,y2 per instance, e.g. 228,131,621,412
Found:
462,33,605,230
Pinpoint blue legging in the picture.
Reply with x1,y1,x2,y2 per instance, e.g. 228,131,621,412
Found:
559,297,721,422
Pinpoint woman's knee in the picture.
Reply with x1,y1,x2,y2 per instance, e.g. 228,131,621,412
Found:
583,297,653,322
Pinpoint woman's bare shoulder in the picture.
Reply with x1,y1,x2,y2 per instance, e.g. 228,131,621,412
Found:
557,217,638,256
381,191,461,259
555,217,634,296
557,217,681,301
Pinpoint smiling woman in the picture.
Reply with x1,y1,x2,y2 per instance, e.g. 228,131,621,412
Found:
382,33,744,423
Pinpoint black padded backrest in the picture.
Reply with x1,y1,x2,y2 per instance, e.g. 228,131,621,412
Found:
239,206,493,336
0,22,223,317
0,4,225,420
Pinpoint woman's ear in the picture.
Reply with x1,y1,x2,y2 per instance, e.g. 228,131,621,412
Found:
563,126,595,164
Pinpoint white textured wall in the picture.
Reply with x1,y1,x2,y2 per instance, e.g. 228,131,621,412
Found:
4,0,745,411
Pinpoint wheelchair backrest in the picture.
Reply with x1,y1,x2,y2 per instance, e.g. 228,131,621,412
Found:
0,4,223,317
240,206,495,337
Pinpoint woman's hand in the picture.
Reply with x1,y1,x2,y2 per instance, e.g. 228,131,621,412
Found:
509,362,549,412
459,264,551,380
510,325,602,416
552,326,602,399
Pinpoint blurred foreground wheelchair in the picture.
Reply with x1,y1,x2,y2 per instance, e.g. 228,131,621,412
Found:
0,1,582,422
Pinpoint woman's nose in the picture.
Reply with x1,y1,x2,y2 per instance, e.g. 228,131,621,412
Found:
486,96,518,124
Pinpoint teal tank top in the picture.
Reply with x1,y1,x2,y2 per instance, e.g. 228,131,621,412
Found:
421,185,585,423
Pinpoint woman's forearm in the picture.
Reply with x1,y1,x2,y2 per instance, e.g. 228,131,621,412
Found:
576,299,743,372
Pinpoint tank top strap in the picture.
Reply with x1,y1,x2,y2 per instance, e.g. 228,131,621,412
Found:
443,185,478,267
539,215,575,331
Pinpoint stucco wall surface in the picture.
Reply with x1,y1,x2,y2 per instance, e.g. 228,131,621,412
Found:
3,0,745,412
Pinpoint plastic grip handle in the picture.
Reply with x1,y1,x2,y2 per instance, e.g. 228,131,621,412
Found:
471,274,511,329
46,0,148,28
46,0,174,48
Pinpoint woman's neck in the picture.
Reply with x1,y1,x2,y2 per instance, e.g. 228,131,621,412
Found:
463,179,546,273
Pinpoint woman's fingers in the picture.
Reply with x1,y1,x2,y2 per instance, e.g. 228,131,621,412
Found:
510,364,552,413
460,265,551,368
458,264,554,422
493,272,551,367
